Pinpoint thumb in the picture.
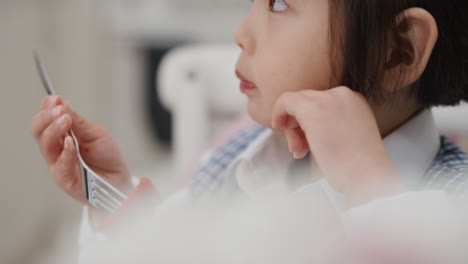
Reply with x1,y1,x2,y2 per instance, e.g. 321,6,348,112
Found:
63,101,102,142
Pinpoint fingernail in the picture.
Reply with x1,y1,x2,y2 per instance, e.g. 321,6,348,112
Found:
293,152,301,159
66,137,75,150
58,115,67,126
64,137,70,149
49,95,59,106
51,106,63,118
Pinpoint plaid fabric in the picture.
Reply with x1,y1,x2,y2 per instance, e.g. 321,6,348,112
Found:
421,136,468,198
189,126,266,199
190,130,468,200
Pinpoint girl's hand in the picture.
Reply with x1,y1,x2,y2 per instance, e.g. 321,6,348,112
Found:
271,87,405,205
30,95,133,205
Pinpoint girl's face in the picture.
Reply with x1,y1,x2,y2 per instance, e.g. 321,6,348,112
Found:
235,0,333,127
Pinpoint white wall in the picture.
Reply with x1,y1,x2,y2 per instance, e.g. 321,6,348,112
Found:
98,0,249,42
0,1,106,263
0,1,167,263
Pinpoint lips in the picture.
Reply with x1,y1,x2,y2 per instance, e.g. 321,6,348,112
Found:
235,70,257,92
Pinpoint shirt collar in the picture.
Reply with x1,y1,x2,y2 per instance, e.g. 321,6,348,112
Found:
235,129,293,197
235,110,440,198
383,109,441,187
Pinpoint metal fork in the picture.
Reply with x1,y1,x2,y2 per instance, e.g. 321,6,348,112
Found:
33,51,128,214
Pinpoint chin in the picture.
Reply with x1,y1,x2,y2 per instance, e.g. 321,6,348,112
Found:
247,102,272,128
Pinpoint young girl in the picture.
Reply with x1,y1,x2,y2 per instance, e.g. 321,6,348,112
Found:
30,0,468,262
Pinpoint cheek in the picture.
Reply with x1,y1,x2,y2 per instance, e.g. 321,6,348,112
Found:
249,53,332,127
247,16,332,125
246,68,297,127
258,50,330,97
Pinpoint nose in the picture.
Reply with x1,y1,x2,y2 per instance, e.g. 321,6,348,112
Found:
234,13,256,55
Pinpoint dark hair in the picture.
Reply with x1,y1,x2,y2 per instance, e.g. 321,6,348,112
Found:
329,0,468,107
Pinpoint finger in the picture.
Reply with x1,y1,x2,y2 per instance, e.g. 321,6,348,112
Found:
40,114,72,165
69,108,104,142
284,127,310,159
271,92,302,130
284,116,301,129
39,95,62,111
52,136,88,204
30,105,64,141
61,100,73,115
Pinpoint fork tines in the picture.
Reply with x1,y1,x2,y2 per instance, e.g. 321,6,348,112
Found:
87,171,128,214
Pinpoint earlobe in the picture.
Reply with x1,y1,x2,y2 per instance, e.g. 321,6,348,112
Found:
385,8,439,90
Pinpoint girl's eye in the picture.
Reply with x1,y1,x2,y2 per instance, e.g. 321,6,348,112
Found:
269,0,288,12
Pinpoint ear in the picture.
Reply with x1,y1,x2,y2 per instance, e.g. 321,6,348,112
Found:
383,8,438,91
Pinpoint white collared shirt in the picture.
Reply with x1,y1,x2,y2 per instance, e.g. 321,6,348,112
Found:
79,110,464,263
232,110,440,211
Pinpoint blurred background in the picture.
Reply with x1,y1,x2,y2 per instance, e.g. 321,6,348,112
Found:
0,0,249,263
1,1,468,264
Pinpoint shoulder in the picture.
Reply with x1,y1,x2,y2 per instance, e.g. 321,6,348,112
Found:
422,136,468,197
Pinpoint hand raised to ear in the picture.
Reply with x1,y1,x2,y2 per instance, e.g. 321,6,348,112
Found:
271,87,405,205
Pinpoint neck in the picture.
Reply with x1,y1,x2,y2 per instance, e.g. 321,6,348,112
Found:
373,101,423,138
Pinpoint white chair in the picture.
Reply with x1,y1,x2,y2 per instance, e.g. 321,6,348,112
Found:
158,44,248,178
158,43,468,179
